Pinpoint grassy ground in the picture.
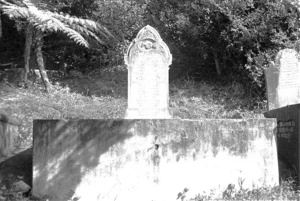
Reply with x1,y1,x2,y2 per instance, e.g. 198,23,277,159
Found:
0,67,298,200
0,67,267,148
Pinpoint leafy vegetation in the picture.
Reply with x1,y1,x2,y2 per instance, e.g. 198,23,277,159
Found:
0,0,114,92
1,0,300,200
145,0,300,96
2,0,299,98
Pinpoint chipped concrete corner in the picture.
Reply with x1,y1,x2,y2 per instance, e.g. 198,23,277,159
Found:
32,119,278,201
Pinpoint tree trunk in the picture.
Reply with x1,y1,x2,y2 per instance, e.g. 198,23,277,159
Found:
35,30,51,93
213,51,222,76
24,25,33,86
60,46,68,76
0,13,2,38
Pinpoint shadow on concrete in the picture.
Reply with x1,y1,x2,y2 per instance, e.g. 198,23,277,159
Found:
33,120,136,200
0,148,32,188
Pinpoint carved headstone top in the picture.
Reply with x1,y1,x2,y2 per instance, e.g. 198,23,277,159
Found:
265,48,300,110
124,25,172,119
125,25,172,66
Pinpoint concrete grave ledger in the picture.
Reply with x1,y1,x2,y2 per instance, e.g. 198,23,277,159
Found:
265,48,300,110
125,25,172,119
33,119,278,201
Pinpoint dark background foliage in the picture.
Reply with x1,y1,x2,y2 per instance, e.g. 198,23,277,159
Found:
1,0,300,98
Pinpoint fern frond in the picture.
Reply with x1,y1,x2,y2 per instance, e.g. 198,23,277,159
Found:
27,8,65,31
1,5,29,19
23,0,35,7
74,24,106,44
0,0,14,6
50,12,113,38
69,23,84,33
51,12,95,29
0,0,113,47
62,27,89,47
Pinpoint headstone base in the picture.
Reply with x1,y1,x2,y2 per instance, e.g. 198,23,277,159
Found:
125,108,172,119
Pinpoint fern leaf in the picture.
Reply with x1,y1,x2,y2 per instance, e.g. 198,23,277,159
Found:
1,0,113,47
74,17,79,24
75,25,106,44
62,27,89,47
69,17,74,24
88,20,97,30
84,29,106,45
2,5,30,19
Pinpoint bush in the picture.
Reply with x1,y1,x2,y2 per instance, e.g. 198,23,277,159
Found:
145,0,300,97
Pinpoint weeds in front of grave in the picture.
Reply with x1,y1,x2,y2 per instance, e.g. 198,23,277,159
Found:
0,80,126,148
170,78,267,119
177,178,300,201
2,179,299,201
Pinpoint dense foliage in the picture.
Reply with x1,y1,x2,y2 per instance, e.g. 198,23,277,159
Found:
145,0,300,96
1,0,300,97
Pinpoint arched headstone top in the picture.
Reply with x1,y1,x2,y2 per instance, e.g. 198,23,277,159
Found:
125,25,172,67
136,25,162,41
275,49,300,67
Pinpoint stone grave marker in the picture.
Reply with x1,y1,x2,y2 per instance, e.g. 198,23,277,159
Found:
265,48,300,110
124,25,172,119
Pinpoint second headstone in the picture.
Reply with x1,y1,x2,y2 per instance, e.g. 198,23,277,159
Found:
265,48,300,110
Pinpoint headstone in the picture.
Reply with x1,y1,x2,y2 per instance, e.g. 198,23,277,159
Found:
265,49,300,110
125,25,172,119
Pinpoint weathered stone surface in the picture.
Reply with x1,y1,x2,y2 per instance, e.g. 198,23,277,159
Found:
0,113,20,159
265,49,300,110
11,180,31,193
0,148,32,189
33,119,278,201
264,104,300,182
124,25,172,119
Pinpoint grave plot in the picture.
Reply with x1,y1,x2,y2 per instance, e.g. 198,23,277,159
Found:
32,25,279,201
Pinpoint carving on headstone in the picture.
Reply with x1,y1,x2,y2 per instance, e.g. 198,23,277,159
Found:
265,49,300,110
125,25,172,119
